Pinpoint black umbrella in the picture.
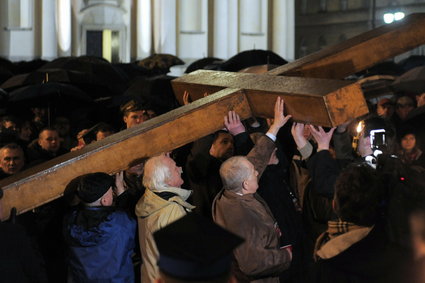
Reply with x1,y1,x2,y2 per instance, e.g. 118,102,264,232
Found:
0,66,14,85
0,57,17,74
356,61,404,78
0,88,7,113
8,82,92,108
123,75,179,115
185,57,223,73
1,69,92,91
138,54,185,74
397,55,425,72
391,66,425,94
39,56,129,95
13,59,48,74
218,49,287,72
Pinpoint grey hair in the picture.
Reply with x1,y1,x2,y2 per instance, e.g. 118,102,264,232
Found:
142,154,172,190
219,156,251,192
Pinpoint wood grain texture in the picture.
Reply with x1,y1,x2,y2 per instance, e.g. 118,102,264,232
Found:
267,13,425,79
172,70,368,126
0,88,251,220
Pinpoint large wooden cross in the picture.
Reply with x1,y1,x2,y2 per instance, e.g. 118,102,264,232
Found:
1,13,425,220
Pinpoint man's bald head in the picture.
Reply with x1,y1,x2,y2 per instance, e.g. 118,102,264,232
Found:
38,128,60,153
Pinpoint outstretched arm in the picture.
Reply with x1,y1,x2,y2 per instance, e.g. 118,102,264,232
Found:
248,97,292,177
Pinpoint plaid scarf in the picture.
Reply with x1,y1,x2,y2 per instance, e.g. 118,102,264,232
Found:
314,220,365,261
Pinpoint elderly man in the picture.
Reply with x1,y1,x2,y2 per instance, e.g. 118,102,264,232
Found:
135,153,194,283
213,97,293,282
26,127,67,166
121,100,156,129
0,143,25,179
64,172,136,282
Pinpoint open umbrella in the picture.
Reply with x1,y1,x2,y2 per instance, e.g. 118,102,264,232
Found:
391,66,425,94
8,82,92,108
218,49,287,72
356,61,403,78
123,75,179,115
397,55,425,72
185,57,223,73
138,54,185,74
1,69,92,91
0,88,7,113
39,56,129,95
13,59,48,74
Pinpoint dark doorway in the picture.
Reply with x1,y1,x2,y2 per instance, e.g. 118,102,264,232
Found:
86,30,120,63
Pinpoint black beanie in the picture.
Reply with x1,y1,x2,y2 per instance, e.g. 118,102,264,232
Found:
76,172,114,203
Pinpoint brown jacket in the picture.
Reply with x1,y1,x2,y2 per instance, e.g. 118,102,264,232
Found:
212,134,291,282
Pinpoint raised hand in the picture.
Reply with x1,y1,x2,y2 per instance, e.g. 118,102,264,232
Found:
308,125,336,151
114,171,126,196
224,111,245,136
291,122,308,149
268,97,292,136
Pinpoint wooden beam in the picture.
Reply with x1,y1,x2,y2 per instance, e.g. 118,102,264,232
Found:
0,88,252,220
172,70,368,127
268,13,425,79
3,13,425,221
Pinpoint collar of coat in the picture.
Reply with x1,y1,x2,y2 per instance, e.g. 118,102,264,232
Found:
149,186,192,201
315,220,373,260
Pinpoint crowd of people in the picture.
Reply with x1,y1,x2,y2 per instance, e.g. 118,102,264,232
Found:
0,63,425,283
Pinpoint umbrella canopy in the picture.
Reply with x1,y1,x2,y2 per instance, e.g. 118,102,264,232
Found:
391,66,425,94
356,61,404,78
124,75,179,115
218,49,287,72
0,88,7,110
8,82,92,109
39,56,129,95
138,54,185,74
13,59,48,74
1,69,92,91
0,66,14,85
185,57,223,73
397,55,425,72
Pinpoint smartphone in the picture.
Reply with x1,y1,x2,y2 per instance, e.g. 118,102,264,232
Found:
370,129,386,149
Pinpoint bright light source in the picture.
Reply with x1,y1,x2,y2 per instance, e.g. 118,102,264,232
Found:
356,121,364,134
383,11,405,24
394,12,405,21
383,13,395,24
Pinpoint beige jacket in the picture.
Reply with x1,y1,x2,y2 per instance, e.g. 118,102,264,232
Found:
135,186,195,283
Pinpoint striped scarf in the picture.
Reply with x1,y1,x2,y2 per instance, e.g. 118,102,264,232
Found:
314,220,365,261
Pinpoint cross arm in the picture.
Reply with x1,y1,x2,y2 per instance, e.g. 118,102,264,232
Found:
268,13,425,79
172,70,369,127
0,88,253,220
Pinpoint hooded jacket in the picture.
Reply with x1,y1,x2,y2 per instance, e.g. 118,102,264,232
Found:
135,186,194,283
64,207,136,283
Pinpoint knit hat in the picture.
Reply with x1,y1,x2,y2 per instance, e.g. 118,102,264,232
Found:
76,172,114,203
